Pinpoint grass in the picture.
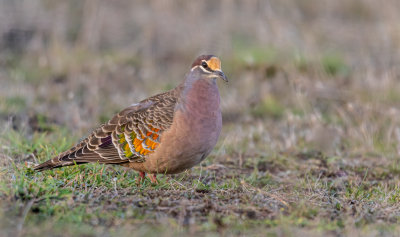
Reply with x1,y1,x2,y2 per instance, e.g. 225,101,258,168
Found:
2,113,400,236
321,52,350,77
250,95,285,119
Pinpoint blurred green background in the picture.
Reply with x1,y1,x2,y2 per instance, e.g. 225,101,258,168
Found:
2,0,400,134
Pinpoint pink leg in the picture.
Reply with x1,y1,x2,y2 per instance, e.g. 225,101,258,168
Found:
147,173,158,184
136,171,146,186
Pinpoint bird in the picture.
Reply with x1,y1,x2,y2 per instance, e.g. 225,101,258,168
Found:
34,55,228,184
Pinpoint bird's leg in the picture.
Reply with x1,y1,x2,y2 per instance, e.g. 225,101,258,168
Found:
147,173,158,184
136,171,146,186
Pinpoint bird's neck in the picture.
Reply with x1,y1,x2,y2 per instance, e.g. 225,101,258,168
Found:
179,78,221,116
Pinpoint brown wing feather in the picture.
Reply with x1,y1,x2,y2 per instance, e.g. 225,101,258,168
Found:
34,85,183,172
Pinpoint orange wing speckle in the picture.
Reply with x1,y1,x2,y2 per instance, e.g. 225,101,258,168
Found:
135,144,142,152
119,123,162,159
134,138,141,147
145,139,151,146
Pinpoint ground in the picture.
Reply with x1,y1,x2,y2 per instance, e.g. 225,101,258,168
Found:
1,1,400,236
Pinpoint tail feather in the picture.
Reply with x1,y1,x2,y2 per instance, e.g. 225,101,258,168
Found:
34,157,87,172
34,159,58,172
34,144,125,172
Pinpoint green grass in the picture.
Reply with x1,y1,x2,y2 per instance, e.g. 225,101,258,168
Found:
2,122,400,236
321,52,350,77
2,96,27,113
251,95,286,119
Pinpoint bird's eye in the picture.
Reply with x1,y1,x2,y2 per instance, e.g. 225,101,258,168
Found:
201,61,208,68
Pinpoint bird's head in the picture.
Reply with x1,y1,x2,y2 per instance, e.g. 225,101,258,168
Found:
190,55,228,82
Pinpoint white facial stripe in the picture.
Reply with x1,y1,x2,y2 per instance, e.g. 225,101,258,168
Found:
190,65,212,73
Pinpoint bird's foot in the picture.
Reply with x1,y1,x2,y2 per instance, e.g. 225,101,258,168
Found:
147,173,158,184
136,171,146,186
136,172,158,185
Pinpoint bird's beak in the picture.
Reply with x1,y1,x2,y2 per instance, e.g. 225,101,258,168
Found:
214,70,228,82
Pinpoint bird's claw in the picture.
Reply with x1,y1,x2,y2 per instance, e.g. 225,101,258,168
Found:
136,172,158,186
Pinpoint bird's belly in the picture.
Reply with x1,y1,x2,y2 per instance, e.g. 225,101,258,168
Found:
142,110,221,174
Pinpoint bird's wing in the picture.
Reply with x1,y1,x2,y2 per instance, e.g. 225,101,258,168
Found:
34,88,180,171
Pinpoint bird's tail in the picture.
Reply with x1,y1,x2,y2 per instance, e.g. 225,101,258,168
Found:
34,157,85,172
34,158,62,172
34,135,124,172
